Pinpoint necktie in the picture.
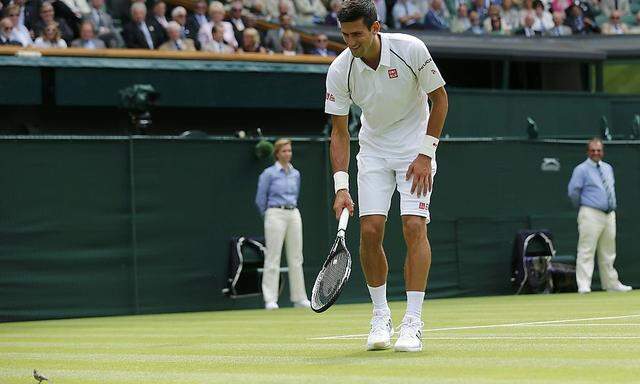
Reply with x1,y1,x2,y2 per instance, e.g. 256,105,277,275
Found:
597,163,616,212
140,23,154,49
93,10,100,27
175,40,182,50
615,0,619,9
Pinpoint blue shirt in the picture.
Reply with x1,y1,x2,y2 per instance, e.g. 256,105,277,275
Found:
568,158,617,212
255,162,301,216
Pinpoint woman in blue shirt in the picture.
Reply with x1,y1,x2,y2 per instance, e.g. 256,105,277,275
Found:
255,139,311,310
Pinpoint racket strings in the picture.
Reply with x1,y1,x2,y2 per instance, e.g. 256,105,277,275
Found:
311,248,350,308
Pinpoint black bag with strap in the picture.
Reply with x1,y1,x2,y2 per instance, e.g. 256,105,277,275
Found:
511,229,555,294
223,236,267,298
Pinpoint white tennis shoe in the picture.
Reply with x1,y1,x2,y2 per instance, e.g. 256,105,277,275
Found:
366,309,394,350
394,315,424,352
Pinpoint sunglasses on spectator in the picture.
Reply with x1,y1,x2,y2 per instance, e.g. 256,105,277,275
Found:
9,13,19,17
232,7,242,11
2,27,12,31
317,38,327,42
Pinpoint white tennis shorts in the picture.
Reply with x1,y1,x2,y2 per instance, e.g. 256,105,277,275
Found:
357,154,437,222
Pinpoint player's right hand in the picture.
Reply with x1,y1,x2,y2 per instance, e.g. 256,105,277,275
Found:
333,189,354,220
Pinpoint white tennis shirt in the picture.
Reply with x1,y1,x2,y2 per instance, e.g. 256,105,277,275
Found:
325,32,445,158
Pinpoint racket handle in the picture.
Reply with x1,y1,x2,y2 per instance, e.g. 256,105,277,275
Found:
338,208,349,232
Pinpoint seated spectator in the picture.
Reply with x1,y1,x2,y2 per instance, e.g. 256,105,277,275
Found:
571,0,597,20
501,0,521,30
451,3,471,33
159,20,196,50
61,0,90,18
324,0,341,26
551,0,572,13
309,32,335,56
202,23,235,53
34,21,67,47
187,0,209,35
264,13,302,53
51,0,82,36
483,4,502,30
238,26,267,53
5,4,32,46
265,0,297,22
0,17,21,45
122,2,165,49
280,29,297,54
424,0,450,30
392,0,423,29
171,6,199,48
294,0,328,25
466,10,485,33
532,0,553,32
471,0,489,20
71,20,105,47
374,0,386,26
519,0,535,25
565,3,600,34
546,11,571,35
198,1,237,49
149,0,169,29
85,0,122,47
34,2,74,43
10,0,38,31
601,10,629,34
516,13,541,35
600,0,630,17
489,15,510,33
227,0,248,46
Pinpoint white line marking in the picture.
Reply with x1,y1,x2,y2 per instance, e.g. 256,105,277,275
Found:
309,314,640,340
323,336,640,341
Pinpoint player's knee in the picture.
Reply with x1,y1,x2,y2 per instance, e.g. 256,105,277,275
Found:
360,220,384,245
402,216,427,239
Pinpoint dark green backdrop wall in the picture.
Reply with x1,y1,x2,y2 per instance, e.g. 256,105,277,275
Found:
1,137,639,321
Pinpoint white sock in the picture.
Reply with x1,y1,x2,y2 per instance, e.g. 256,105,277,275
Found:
367,284,390,313
405,291,425,319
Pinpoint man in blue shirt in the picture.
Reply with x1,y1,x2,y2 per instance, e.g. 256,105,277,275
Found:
567,138,632,294
255,139,311,310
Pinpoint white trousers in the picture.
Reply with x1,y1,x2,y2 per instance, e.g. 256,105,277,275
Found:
262,208,308,304
576,206,622,291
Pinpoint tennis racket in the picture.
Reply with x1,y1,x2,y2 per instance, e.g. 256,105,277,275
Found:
311,208,351,313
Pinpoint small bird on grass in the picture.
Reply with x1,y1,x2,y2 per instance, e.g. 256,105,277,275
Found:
33,369,48,383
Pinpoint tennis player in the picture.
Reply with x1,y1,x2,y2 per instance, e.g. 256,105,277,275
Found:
325,0,448,352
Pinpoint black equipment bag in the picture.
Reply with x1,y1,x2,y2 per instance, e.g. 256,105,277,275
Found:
224,236,266,298
223,236,285,298
511,229,555,294
549,261,578,293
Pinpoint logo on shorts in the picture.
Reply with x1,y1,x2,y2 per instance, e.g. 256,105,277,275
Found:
326,92,335,102
419,202,428,210
388,68,398,79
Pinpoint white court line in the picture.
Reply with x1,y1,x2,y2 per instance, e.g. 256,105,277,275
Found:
334,336,640,340
309,314,640,340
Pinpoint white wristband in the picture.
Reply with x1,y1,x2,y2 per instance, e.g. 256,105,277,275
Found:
419,135,439,159
333,171,349,194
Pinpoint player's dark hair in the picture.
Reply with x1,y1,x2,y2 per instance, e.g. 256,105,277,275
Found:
338,0,377,29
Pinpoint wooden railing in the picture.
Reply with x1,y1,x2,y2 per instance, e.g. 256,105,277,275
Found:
0,45,335,64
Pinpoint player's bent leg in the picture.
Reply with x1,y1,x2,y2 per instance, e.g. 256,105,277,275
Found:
395,216,430,352
360,215,388,287
401,215,431,292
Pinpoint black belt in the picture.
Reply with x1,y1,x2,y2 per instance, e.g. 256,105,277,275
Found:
269,205,297,210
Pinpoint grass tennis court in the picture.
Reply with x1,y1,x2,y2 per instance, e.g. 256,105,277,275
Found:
1,291,639,384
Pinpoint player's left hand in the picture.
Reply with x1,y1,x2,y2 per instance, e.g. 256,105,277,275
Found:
406,154,432,197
